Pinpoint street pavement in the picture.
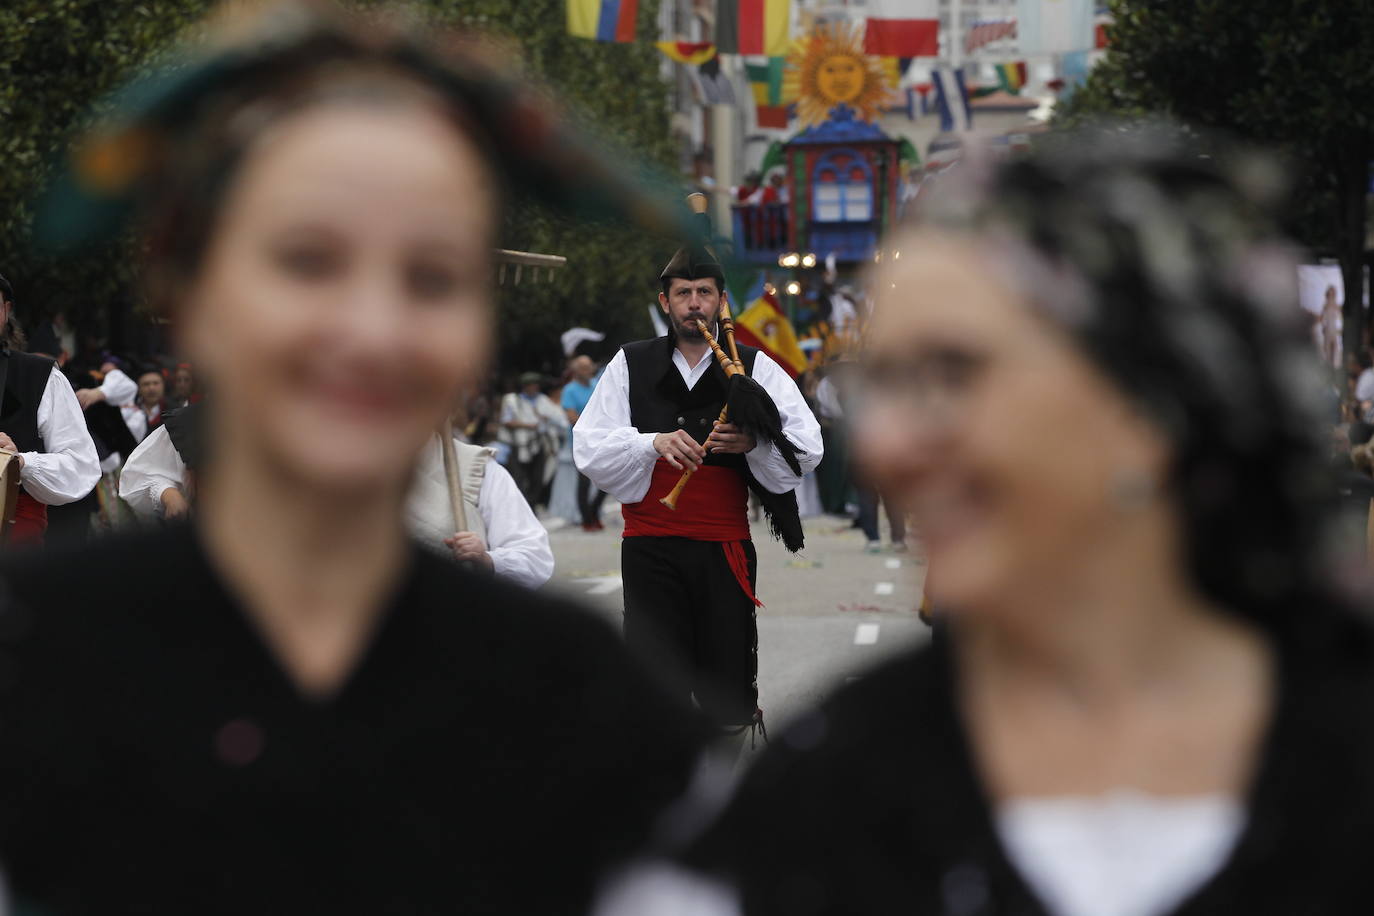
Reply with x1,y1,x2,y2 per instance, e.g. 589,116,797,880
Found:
541,501,930,735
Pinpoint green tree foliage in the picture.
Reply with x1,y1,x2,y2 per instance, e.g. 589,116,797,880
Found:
0,0,679,373
0,1,212,347
1057,0,1374,351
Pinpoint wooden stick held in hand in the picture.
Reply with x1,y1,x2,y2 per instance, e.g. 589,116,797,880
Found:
439,419,467,533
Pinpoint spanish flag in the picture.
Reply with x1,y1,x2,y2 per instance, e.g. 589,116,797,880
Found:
656,41,718,65
716,0,790,57
734,293,807,378
567,0,638,43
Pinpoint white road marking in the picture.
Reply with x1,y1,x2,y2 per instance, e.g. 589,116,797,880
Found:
854,623,880,645
874,581,895,596
885,558,902,569
581,576,624,595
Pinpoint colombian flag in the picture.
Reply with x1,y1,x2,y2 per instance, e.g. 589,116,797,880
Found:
734,293,807,378
656,41,718,65
567,0,638,43
717,0,791,57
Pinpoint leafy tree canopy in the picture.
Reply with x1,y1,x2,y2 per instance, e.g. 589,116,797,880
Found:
0,0,680,376
1056,0,1374,348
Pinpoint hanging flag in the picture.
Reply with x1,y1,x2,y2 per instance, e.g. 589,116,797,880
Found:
912,82,933,117
965,19,1017,55
567,0,639,42
933,66,972,133
758,140,785,176
693,55,737,106
717,0,791,57
656,41,718,65
755,105,789,128
746,56,790,128
1015,0,1093,53
734,293,807,378
995,61,1027,94
863,0,938,58
560,327,606,358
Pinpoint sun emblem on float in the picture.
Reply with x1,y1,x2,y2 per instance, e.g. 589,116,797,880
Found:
785,23,897,128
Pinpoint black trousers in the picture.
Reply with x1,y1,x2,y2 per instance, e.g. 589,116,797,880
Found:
621,536,759,728
509,454,544,507
576,472,606,526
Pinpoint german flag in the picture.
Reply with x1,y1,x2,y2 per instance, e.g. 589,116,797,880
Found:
655,41,718,65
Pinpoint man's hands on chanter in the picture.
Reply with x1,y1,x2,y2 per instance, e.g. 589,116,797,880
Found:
705,421,755,455
654,423,756,470
654,430,706,470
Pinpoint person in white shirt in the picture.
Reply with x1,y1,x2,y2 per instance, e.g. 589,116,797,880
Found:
0,272,101,546
573,228,822,739
73,359,140,473
498,372,567,506
121,366,167,442
120,423,555,589
1352,351,1374,409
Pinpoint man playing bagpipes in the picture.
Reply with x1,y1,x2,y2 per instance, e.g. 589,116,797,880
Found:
573,195,822,744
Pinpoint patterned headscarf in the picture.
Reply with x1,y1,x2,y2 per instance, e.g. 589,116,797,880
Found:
910,123,1351,633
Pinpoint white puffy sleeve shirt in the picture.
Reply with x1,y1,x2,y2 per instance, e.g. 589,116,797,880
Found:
19,367,101,505
479,459,555,589
117,424,187,519
573,348,822,503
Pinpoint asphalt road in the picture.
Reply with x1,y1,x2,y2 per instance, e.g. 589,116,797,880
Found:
541,501,930,735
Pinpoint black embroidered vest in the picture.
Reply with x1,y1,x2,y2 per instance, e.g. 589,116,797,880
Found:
623,335,760,471
0,351,54,453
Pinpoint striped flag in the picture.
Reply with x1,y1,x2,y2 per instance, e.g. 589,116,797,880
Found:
965,19,1017,54
656,41,718,65
933,66,971,133
567,0,638,42
1015,0,1093,53
717,0,791,57
863,0,938,58
995,61,1027,94
746,56,791,128
693,55,737,106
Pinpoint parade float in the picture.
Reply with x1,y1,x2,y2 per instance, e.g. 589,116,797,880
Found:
733,24,907,268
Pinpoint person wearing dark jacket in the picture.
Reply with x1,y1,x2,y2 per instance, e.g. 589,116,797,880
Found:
0,4,709,913
605,128,1374,915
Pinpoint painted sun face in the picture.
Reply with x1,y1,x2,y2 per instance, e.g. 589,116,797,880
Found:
786,24,897,127
817,55,865,103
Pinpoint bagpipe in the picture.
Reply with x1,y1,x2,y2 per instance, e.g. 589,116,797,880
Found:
659,194,805,551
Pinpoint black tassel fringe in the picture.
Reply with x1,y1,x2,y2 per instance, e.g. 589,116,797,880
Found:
727,375,802,476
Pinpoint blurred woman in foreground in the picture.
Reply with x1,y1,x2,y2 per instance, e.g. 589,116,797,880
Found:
677,129,1374,914
0,3,705,913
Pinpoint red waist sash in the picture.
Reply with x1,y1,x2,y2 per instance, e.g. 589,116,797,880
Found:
623,460,760,606
10,491,47,547
623,459,749,540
